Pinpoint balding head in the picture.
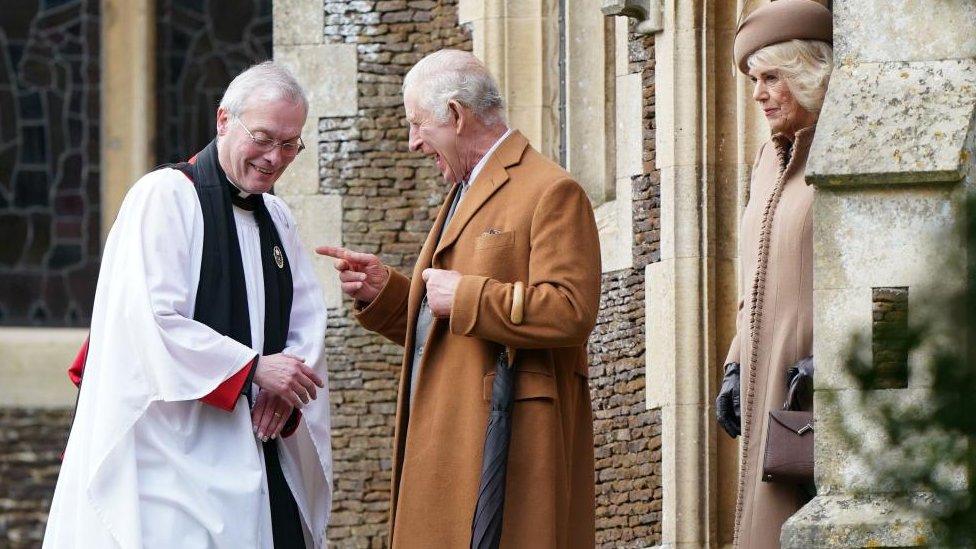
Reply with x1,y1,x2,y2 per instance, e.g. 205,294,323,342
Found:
402,49,506,126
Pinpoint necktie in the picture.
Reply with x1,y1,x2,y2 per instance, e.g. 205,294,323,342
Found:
409,182,467,408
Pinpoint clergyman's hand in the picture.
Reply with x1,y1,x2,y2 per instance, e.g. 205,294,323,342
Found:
253,353,324,408
251,390,293,442
315,245,389,304
422,268,461,318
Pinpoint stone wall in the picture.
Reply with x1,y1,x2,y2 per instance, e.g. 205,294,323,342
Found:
317,1,471,546
0,409,71,547
590,26,662,548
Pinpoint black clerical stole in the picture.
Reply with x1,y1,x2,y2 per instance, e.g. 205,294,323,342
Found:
173,140,293,364
174,140,305,548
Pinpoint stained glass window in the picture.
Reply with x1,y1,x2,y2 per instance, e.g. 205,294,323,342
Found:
0,0,101,327
155,0,273,164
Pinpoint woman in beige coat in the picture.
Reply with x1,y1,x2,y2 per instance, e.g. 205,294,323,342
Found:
716,1,834,547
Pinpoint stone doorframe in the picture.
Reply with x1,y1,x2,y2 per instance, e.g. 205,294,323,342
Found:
614,0,766,546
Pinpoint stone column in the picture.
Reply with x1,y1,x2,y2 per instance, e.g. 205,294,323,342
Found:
100,0,154,240
781,1,976,547
273,0,358,309
458,0,560,159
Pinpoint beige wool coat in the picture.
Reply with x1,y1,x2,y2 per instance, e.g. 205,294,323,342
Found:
355,131,601,548
725,126,817,548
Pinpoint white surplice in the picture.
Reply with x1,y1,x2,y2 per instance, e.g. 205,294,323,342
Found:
44,168,333,548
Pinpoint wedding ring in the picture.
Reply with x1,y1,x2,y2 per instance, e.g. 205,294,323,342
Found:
273,412,282,418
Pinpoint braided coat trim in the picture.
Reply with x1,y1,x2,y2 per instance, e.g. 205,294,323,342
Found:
731,133,798,547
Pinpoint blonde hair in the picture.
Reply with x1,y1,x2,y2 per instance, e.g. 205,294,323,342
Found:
747,39,833,113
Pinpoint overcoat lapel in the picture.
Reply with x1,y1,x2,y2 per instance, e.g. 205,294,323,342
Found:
389,131,530,531
432,132,528,265
390,180,460,527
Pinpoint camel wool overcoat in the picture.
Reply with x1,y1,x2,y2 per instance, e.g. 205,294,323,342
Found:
725,126,817,548
355,131,601,548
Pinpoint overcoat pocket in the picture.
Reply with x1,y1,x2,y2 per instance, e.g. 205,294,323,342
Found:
474,230,515,250
482,370,556,402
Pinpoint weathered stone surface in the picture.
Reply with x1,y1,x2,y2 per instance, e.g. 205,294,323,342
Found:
808,59,976,186
0,408,73,546
0,328,86,408
591,24,661,549
782,494,935,549
275,43,359,117
274,0,325,46
284,194,344,308
834,0,976,64
591,269,662,548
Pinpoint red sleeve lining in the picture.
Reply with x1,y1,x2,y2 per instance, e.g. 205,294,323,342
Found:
200,357,256,412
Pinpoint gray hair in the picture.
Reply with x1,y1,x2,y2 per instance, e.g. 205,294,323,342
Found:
219,61,309,117
747,39,833,114
402,49,505,125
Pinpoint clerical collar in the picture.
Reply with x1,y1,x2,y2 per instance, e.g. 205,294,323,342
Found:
220,169,261,211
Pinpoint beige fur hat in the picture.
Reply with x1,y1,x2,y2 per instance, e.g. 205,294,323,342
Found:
733,0,832,74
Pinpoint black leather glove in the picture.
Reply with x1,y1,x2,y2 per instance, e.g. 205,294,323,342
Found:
784,356,814,411
716,362,741,438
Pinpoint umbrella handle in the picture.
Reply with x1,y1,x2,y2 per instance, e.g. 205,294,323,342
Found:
509,281,524,325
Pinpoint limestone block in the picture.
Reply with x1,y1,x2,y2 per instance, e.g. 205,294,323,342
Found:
815,387,965,493
594,177,635,272
0,328,87,407
660,401,708,546
654,27,701,171
273,0,324,46
275,119,321,197
615,15,629,77
457,0,481,24
505,0,545,19
505,17,546,107
283,194,343,309
507,105,544,150
782,493,935,548
458,0,505,24
808,59,976,186
812,287,871,391
713,162,743,260
275,44,358,117
645,260,673,409
834,0,976,64
658,164,703,261
615,71,643,178
645,256,701,409
813,186,962,292
565,0,613,202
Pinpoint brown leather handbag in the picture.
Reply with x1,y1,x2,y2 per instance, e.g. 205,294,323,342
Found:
761,357,814,484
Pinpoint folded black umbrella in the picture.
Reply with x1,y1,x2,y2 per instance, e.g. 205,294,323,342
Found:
470,350,515,549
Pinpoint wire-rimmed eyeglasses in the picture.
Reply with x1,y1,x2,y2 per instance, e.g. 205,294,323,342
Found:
235,117,305,157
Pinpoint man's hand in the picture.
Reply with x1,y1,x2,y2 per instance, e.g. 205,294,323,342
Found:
253,353,324,408
251,390,293,442
315,245,389,304
422,269,461,318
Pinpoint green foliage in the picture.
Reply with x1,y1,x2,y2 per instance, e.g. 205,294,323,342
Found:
834,196,976,546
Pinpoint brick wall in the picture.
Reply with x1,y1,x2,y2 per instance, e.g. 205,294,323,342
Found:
318,1,471,546
0,409,71,547
590,26,662,548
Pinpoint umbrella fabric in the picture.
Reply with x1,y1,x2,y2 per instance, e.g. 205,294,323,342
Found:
471,351,515,549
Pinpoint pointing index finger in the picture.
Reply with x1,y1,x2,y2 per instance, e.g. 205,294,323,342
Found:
315,245,347,259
